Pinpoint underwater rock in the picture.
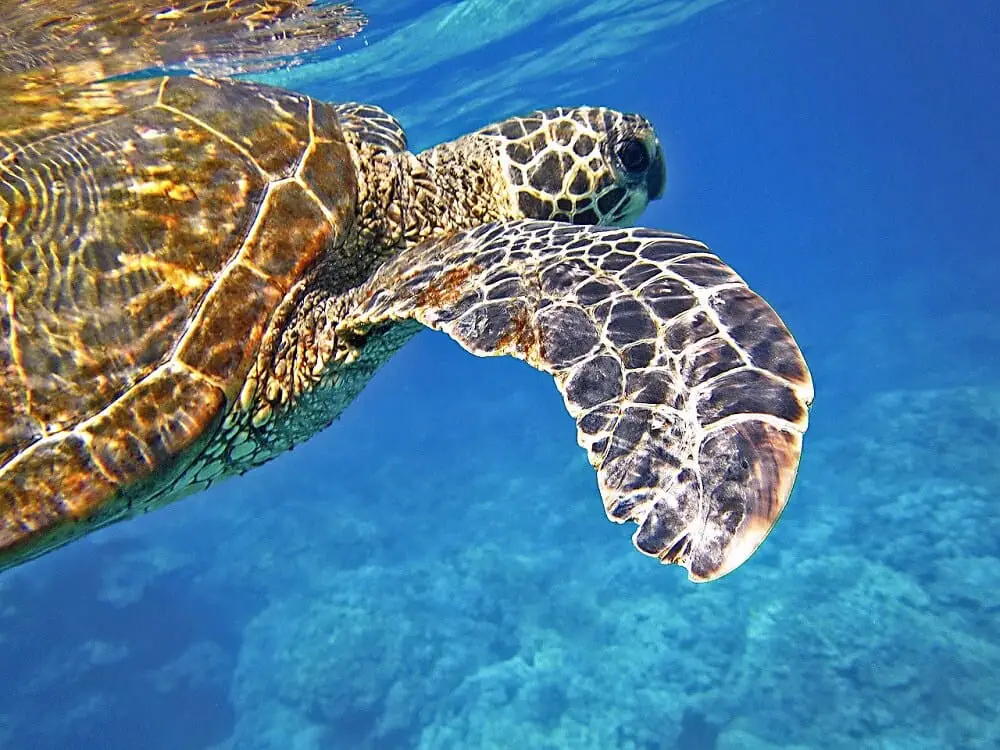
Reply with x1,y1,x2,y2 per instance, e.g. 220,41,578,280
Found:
728,554,1000,748
709,386,1000,747
856,387,1000,486
96,542,194,608
152,640,231,696
219,559,521,750
212,383,1000,749
932,554,1000,613
0,542,239,750
808,387,1000,595
221,536,760,749
7,363,999,750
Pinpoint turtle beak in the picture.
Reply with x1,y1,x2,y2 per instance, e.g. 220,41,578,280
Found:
646,144,666,201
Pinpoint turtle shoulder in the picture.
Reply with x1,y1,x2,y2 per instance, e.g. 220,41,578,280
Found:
0,74,358,566
332,102,408,153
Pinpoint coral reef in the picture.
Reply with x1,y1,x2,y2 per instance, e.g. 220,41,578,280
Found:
3,364,1000,750
207,385,1000,749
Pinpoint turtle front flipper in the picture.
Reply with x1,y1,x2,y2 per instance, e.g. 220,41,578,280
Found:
347,220,814,581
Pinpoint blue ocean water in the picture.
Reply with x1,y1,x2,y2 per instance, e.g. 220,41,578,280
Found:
2,1,999,748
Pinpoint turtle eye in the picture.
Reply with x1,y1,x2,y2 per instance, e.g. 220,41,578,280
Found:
616,138,651,174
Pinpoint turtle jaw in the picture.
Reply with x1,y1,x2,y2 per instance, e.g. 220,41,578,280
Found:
647,144,667,201
598,141,667,227
606,193,647,227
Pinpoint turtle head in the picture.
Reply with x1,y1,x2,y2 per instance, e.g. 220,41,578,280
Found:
407,107,665,243
476,107,666,226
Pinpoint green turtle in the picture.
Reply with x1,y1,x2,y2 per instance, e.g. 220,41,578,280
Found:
0,0,813,582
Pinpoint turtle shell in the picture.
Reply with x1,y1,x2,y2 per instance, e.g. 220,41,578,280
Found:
0,73,357,565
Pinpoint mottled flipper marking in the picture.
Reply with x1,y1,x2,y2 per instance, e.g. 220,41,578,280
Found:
349,220,813,581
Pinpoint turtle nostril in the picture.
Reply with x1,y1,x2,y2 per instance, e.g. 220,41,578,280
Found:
646,146,666,200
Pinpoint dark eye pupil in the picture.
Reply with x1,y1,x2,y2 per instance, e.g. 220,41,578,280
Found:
618,139,650,173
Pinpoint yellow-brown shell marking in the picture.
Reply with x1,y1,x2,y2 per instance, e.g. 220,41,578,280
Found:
0,75,356,567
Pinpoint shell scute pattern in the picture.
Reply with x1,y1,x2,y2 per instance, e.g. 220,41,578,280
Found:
89,367,223,480
0,72,355,563
158,76,311,179
2,79,267,445
0,76,162,157
0,436,117,549
176,265,283,386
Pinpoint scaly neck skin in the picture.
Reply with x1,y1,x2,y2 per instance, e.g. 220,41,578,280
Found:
345,133,515,264
240,133,520,458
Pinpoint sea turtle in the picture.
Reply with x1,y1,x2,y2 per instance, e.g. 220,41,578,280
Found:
0,0,813,582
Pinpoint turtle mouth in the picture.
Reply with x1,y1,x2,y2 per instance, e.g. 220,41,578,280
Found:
624,202,647,226
646,145,666,201
609,185,656,226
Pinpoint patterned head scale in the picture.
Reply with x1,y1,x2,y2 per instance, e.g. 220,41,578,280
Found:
478,107,667,226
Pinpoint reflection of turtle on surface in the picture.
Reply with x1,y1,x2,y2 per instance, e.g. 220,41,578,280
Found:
0,1,813,582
